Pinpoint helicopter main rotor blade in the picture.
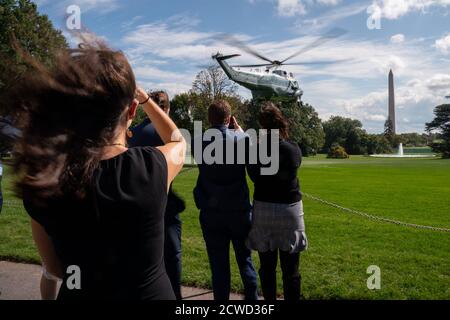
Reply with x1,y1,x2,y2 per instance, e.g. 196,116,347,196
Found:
280,28,347,64
283,58,351,66
218,34,274,64
231,63,274,68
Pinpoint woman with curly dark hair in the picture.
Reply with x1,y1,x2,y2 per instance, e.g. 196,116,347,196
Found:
247,102,307,301
7,42,186,300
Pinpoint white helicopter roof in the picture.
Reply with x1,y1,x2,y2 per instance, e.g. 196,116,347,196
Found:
234,66,296,80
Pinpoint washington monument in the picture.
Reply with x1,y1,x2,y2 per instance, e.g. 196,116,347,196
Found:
388,69,396,134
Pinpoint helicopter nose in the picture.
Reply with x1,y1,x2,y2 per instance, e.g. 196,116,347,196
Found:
295,89,303,97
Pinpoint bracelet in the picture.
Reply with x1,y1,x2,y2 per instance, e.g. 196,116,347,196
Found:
139,95,150,105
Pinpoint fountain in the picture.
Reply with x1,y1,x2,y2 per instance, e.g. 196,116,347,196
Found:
370,143,435,158
369,70,435,158
398,143,404,156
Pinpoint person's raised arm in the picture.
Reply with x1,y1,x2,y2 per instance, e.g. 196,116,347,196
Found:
135,87,186,189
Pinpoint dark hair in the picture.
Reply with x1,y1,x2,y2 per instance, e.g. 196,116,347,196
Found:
150,91,170,110
8,42,136,202
208,100,231,126
258,102,289,140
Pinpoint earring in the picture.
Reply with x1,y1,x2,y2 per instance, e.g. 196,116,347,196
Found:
126,129,133,139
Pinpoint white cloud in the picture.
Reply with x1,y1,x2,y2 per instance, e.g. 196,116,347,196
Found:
371,0,450,20
252,0,342,17
365,114,387,121
32,0,120,14
385,55,407,70
331,73,449,132
63,30,108,47
123,15,219,62
316,0,341,4
294,2,368,32
391,34,405,44
67,0,119,13
121,15,221,97
32,0,50,6
121,16,143,30
139,81,192,99
435,34,450,54
426,73,450,90
134,66,194,83
121,14,448,133
267,36,438,81
277,0,307,17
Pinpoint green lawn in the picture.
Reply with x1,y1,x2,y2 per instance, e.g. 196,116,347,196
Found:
1,155,449,299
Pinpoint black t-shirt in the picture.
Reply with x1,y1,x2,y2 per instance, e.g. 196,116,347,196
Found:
129,120,185,220
24,147,175,300
247,140,302,204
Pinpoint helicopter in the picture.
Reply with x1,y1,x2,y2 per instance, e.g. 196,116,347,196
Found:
212,28,347,100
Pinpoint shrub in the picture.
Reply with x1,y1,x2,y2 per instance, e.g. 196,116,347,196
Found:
327,144,349,159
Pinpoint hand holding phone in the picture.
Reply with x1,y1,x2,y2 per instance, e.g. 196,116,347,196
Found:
229,116,243,132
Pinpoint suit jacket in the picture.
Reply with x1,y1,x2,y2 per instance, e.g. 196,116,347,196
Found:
192,125,251,214
0,116,20,214
129,119,163,147
0,117,21,142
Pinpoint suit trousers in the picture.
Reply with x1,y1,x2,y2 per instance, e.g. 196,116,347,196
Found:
200,210,258,300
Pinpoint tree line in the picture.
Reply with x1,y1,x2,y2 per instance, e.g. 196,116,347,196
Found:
142,66,442,158
1,0,449,158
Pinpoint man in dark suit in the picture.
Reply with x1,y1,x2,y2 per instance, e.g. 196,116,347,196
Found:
128,91,185,300
0,117,21,214
192,100,258,300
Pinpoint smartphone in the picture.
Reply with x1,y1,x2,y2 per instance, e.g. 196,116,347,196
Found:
228,115,235,129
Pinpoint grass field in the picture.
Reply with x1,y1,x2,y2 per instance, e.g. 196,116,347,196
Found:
1,155,449,299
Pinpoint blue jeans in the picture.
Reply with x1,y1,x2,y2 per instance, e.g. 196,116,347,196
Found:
0,175,3,214
164,213,182,300
200,210,258,301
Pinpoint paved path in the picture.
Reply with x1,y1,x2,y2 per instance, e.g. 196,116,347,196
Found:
0,261,245,300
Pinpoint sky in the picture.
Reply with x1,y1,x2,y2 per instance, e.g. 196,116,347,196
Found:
32,0,450,133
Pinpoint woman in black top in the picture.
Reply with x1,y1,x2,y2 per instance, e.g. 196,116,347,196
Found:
247,102,307,301
8,42,186,299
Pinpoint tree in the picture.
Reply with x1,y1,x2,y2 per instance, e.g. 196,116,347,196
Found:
184,67,246,131
290,101,325,156
362,134,391,155
169,93,192,131
0,0,67,108
323,116,366,155
323,116,394,155
192,66,239,101
131,67,247,133
384,119,394,139
384,119,399,148
398,133,425,147
243,97,325,156
426,104,450,158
